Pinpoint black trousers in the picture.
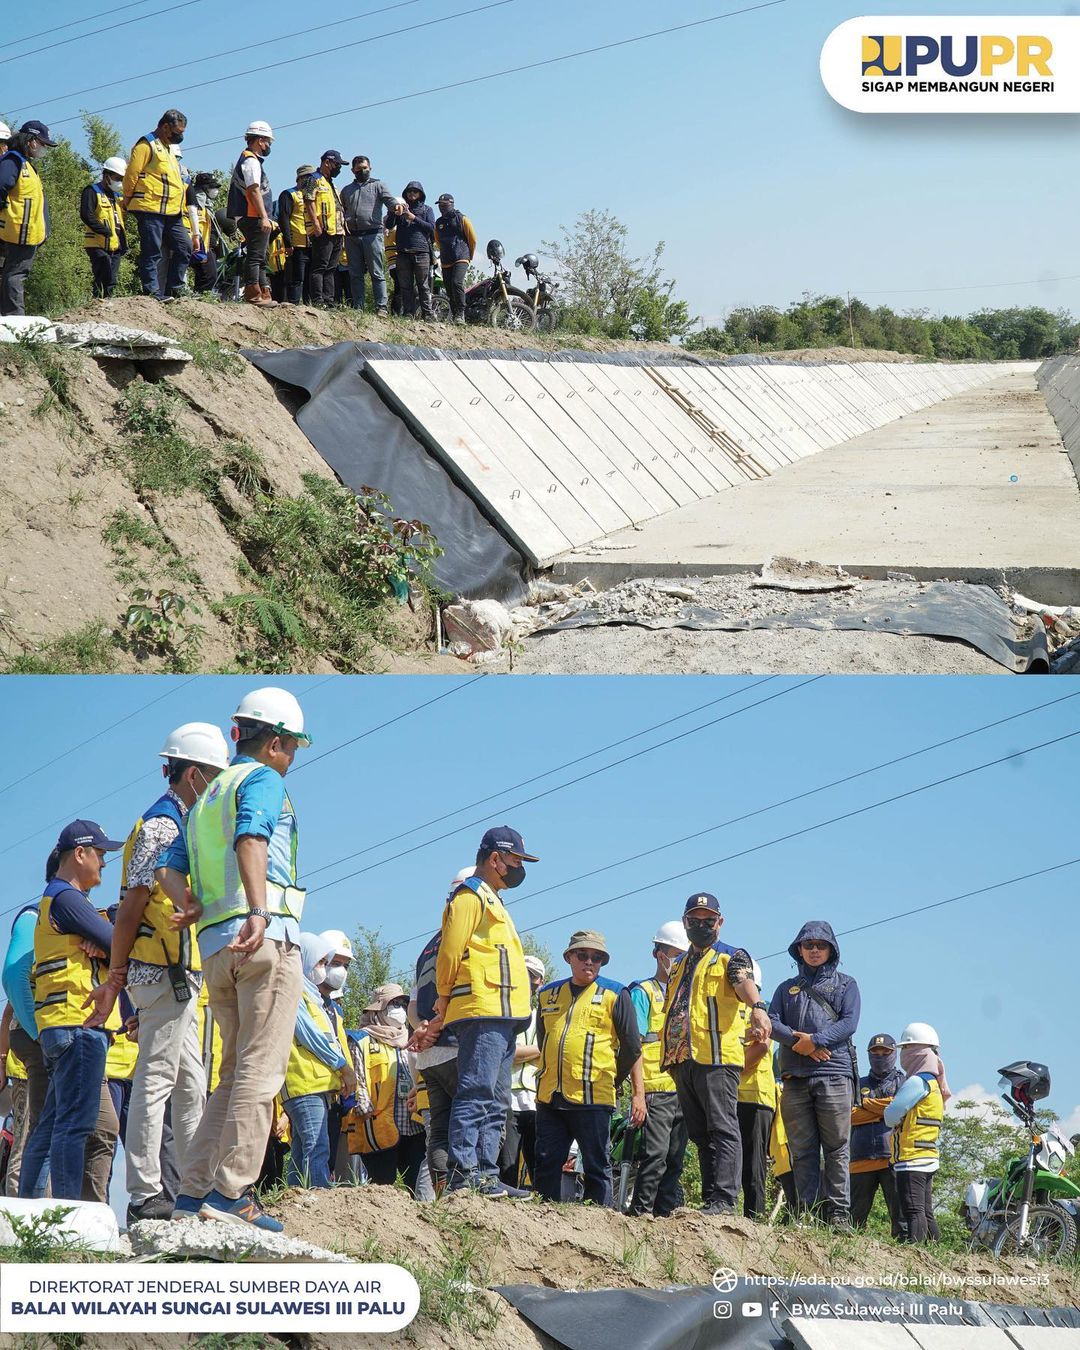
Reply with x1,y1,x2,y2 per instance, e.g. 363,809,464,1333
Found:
423,1056,458,1184
238,217,269,289
0,242,37,316
498,1107,537,1187
850,1165,903,1236
535,1096,613,1206
284,246,309,304
895,1169,938,1243
671,1061,741,1210
191,250,217,293
308,234,341,306
630,1091,687,1217
737,1101,773,1219
86,248,121,298
397,250,433,319
363,1131,426,1196
442,259,468,319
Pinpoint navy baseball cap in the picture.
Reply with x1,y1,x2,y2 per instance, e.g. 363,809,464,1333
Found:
683,892,721,915
480,826,539,861
868,1033,896,1051
321,149,344,164
19,120,57,147
56,820,124,853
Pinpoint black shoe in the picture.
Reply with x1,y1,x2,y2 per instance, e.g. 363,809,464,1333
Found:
828,1214,855,1234
127,1191,174,1223
701,1200,735,1217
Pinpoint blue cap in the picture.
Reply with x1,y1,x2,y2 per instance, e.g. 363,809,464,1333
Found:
480,826,539,862
19,120,57,147
56,820,124,853
683,892,721,915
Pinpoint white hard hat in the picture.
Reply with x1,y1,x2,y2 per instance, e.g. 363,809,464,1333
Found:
898,1021,940,1049
651,921,690,952
232,688,311,746
524,954,547,980
0,122,10,141
102,156,127,177
319,929,353,960
751,960,763,988
172,146,183,158
158,722,231,771
245,120,274,140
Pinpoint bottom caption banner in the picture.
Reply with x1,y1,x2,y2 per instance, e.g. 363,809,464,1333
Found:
0,1262,420,1333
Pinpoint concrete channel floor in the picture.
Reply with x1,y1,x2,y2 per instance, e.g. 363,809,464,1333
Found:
554,370,1080,604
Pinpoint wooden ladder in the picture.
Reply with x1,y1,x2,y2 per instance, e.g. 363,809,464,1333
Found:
646,366,771,482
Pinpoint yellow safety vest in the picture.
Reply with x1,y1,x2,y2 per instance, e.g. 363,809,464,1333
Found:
769,1085,791,1177
631,978,676,1094
737,1006,777,1107
0,153,47,247
892,1075,944,1165
106,1029,139,1082
5,1047,27,1081
345,1035,405,1154
267,230,286,274
121,798,201,973
384,225,397,266
412,1069,429,1124
537,977,621,1109
440,878,530,1026
311,174,342,236
283,988,350,1101
126,134,184,215
196,982,221,1094
31,884,110,1032
510,1010,539,1095
284,188,308,247
663,943,748,1069
83,181,124,252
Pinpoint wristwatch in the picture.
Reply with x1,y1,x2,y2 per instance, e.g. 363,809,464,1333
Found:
752,1000,768,1012
248,908,274,922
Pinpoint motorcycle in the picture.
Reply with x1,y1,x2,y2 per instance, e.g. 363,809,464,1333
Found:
515,252,560,333
963,1060,1078,1261
458,239,533,330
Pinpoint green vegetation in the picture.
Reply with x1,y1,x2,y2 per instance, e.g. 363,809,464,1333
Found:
3,623,116,674
338,926,413,1029
0,332,79,429
121,586,204,671
113,382,218,497
685,294,1080,361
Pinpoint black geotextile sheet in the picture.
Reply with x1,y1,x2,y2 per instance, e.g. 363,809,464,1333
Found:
495,1279,1080,1350
243,342,531,603
535,581,1049,674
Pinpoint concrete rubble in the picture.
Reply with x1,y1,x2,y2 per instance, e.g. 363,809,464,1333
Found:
128,1216,350,1262
0,314,191,363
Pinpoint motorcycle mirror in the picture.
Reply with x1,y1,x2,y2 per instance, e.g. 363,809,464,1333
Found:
486,239,505,263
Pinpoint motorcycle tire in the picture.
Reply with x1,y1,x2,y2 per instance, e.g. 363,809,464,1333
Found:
535,305,560,334
991,1203,1078,1261
432,293,452,323
489,297,535,331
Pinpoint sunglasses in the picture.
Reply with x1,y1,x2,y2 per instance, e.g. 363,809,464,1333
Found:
571,951,605,964
801,940,831,951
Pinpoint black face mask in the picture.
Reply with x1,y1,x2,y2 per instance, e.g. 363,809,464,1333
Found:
262,144,272,157
685,919,718,948
501,863,526,890
171,130,185,144
355,169,370,181
326,165,341,178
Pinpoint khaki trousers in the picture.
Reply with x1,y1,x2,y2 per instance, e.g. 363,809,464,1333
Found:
180,939,302,1201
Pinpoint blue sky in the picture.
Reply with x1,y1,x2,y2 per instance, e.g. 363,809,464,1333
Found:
1,674,1077,1130
4,0,1079,326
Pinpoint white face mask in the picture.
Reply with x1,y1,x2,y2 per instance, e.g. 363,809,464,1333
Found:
384,1005,408,1027
323,965,348,991
311,964,327,987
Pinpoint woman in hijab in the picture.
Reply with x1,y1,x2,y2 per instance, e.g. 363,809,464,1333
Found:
883,1022,951,1242
281,933,355,1189
345,983,426,1195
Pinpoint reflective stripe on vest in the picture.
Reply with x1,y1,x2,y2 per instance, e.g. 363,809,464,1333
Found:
630,977,676,1094
893,1075,944,1165
284,988,347,1101
663,942,747,1069
83,182,124,252
122,793,201,972
442,877,530,1026
32,882,110,1032
312,175,341,235
197,982,221,1094
736,1004,777,1107
127,135,183,215
537,977,621,1109
0,153,46,247
286,188,308,245
186,761,304,936
347,1035,401,1154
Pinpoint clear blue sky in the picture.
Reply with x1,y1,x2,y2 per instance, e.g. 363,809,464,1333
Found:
3,0,1078,327
1,674,1077,1127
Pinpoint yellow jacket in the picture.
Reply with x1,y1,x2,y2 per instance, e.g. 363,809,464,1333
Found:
106,1029,138,1082
123,134,185,216
631,978,676,1094
769,1084,791,1177
737,1009,777,1108
345,1034,409,1154
436,877,529,1025
32,882,109,1033
121,795,201,973
0,153,47,247
311,173,342,236
663,942,749,1069
892,1075,944,1169
5,1047,27,1081
537,977,622,1108
283,987,351,1101
83,182,124,253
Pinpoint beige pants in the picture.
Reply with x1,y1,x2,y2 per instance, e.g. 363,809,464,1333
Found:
126,974,205,1205
180,939,302,1201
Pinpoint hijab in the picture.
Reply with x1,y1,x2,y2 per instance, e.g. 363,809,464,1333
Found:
900,1044,952,1104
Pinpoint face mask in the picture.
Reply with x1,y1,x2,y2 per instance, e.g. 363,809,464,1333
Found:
312,963,327,987
655,949,673,978
355,168,370,181
501,863,526,889
323,965,347,991
685,919,718,948
385,1005,408,1026
261,144,272,157
172,131,185,145
327,165,341,178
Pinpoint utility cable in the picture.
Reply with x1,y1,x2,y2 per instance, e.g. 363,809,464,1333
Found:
515,725,1080,938
0,0,152,51
858,273,1080,297
0,0,208,68
309,676,818,900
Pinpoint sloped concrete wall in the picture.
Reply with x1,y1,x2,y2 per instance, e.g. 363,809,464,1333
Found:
1036,353,1080,483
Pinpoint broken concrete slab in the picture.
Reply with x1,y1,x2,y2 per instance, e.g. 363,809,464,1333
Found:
0,315,191,363
752,557,857,593
128,1216,350,1262
0,1197,120,1252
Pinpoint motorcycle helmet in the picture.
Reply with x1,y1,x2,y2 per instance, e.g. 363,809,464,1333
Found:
486,239,505,264
997,1060,1051,1106
515,252,539,275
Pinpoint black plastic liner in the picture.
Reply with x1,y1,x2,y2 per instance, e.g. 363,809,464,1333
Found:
535,581,1049,674
495,1278,1080,1350
243,342,531,603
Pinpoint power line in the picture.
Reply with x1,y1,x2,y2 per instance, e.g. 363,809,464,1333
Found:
516,725,1080,939
0,0,208,68
49,0,517,128
181,0,791,153
309,676,819,900
858,273,1080,298
301,676,779,881
31,0,424,114
0,676,198,802
0,0,152,51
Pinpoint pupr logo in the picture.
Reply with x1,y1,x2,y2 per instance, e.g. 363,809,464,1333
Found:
862,35,902,76
861,33,1052,80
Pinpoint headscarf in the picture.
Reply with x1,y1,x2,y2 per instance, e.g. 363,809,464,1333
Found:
298,932,334,989
900,1044,952,1104
359,984,409,1048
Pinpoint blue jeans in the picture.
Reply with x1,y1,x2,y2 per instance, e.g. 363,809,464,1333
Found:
535,1096,614,1206
135,212,191,298
344,231,387,310
284,1092,332,1188
19,1026,109,1200
447,1018,516,1182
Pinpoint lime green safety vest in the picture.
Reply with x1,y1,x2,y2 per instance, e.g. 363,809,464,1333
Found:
186,761,305,936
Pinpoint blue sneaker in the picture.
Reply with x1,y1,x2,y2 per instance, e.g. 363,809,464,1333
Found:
199,1188,283,1233
170,1194,205,1221
473,1177,531,1200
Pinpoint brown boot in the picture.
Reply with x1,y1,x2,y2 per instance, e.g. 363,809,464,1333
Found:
244,284,274,308
260,286,279,308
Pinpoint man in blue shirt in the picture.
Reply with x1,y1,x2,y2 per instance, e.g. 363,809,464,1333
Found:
157,688,310,1231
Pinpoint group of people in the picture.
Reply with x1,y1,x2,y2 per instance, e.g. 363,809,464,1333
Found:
0,111,478,321
0,686,951,1246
